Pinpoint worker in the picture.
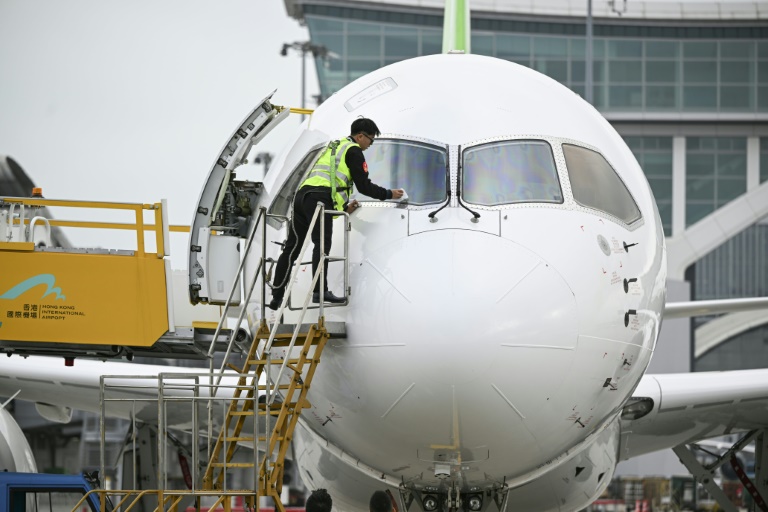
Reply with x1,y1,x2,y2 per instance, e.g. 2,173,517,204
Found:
369,490,394,512
306,488,333,512
269,117,404,310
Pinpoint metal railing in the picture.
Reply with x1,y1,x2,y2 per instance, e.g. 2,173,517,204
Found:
0,196,190,257
94,200,350,509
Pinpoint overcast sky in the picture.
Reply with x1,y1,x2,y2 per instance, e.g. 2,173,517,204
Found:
0,0,318,266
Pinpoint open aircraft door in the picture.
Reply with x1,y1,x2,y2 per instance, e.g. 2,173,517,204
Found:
188,92,290,305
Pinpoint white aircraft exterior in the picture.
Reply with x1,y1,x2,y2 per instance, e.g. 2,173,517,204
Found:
2,11,768,512
254,52,668,511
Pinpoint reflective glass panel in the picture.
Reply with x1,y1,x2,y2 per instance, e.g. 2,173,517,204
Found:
497,35,530,58
721,42,754,59
348,35,381,58
359,140,447,205
646,85,676,108
472,34,494,56
563,144,642,224
609,85,643,108
684,61,717,83
684,42,717,59
609,61,642,83
571,60,586,82
533,36,568,57
646,41,679,59
385,32,419,58
646,61,677,83
720,86,752,109
687,202,715,226
422,31,442,55
720,61,753,83
535,59,568,82
683,86,717,109
462,140,562,206
608,40,642,58
759,86,768,111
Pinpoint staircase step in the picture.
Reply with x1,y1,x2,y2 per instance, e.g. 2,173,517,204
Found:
225,437,254,442
210,463,255,468
247,358,303,365
255,322,345,340
257,384,303,391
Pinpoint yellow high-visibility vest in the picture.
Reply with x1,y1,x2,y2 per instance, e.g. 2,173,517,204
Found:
300,138,357,211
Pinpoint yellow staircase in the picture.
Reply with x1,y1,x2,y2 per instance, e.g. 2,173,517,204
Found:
202,319,330,510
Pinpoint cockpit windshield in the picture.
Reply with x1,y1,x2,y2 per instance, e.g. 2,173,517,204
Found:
562,144,642,224
355,139,447,206
462,140,563,206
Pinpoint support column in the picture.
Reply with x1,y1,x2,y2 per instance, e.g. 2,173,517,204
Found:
747,136,760,191
672,136,687,237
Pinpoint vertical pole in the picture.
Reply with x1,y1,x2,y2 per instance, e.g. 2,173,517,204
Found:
135,206,145,256
99,377,106,490
344,212,350,300
158,376,165,493
261,208,267,321
254,378,259,504
585,0,593,105
301,48,307,122
192,377,199,492
319,203,325,319
132,403,137,490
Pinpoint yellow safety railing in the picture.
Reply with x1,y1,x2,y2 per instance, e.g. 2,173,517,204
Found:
72,488,256,512
0,197,190,257
0,196,189,347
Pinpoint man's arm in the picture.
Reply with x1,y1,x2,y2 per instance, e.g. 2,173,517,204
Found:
345,146,392,200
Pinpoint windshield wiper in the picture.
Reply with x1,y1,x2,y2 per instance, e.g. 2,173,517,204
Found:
456,156,481,223
428,158,452,222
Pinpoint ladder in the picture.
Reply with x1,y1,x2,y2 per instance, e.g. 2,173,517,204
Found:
200,201,349,510
201,318,329,502
94,202,349,511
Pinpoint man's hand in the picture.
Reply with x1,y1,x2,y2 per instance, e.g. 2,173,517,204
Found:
346,199,360,213
391,189,405,199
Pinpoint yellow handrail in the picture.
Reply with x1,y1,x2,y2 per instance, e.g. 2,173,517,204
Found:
0,197,192,257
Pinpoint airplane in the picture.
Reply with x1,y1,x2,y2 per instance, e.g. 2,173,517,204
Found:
1,1,768,511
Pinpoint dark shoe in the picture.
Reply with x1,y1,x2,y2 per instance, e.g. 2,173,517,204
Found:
268,297,282,311
312,291,345,304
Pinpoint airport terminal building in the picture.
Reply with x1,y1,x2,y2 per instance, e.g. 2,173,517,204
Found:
284,0,768,373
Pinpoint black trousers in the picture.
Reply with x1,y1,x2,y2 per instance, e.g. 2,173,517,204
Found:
271,188,335,299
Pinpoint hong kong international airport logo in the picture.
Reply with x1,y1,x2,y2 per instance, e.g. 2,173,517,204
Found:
0,274,66,301
0,274,67,327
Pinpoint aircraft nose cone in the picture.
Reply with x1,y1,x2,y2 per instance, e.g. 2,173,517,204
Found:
350,230,579,384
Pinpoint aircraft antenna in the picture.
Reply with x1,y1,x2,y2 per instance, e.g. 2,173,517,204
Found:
442,0,471,54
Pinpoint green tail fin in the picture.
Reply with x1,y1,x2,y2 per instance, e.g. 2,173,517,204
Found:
442,0,471,54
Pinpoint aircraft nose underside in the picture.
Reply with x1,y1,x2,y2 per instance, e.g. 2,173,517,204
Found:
312,229,601,482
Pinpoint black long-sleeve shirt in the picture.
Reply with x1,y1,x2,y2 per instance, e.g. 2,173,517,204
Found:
301,138,392,203
344,142,392,201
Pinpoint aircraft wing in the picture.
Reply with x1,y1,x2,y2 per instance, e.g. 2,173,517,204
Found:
619,369,768,461
664,296,768,318
0,355,244,431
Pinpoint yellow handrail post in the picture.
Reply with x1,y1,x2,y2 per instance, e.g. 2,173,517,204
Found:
153,202,164,258
134,204,145,256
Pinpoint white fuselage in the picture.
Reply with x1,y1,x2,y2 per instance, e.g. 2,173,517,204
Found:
248,53,666,511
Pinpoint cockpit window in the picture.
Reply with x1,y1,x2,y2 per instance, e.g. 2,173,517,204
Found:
562,144,642,224
462,140,563,206
354,139,447,206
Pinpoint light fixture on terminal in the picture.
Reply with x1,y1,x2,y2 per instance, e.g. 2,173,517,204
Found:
422,495,438,511
620,397,654,420
466,494,483,511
